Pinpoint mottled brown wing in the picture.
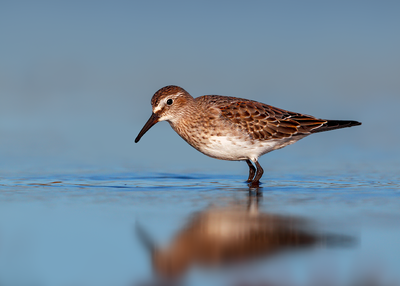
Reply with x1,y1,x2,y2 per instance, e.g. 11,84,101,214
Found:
217,99,327,140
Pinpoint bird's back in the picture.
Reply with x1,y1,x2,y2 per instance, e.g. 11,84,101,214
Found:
197,95,361,140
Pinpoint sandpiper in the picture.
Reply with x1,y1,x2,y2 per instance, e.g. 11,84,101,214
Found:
135,85,361,187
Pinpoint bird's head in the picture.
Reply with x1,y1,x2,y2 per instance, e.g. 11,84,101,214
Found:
135,85,193,143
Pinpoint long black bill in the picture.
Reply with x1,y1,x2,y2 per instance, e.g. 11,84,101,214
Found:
135,113,159,143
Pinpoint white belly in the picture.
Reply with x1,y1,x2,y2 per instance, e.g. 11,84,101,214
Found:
198,135,302,161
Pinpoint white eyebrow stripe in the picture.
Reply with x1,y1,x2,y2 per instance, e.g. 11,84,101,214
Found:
152,92,183,113
167,93,182,100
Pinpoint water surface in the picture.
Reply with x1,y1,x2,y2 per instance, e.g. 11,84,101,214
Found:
0,170,399,286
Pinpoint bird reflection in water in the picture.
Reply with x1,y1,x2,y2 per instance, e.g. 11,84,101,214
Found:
136,193,354,282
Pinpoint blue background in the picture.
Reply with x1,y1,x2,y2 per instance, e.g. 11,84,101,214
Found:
1,1,399,174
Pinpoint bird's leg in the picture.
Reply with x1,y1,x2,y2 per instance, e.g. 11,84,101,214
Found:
250,160,264,187
245,159,256,182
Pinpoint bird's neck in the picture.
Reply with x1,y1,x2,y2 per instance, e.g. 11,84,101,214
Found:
168,100,200,127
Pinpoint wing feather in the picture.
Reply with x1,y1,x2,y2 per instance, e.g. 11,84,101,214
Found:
201,96,327,140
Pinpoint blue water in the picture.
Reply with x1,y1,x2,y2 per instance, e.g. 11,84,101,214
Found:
0,170,399,286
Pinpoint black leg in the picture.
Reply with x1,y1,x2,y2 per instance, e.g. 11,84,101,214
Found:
245,159,256,182
249,160,264,187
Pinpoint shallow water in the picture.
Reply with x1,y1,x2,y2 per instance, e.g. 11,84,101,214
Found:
0,171,399,286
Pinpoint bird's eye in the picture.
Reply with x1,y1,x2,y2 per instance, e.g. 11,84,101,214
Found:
167,99,173,105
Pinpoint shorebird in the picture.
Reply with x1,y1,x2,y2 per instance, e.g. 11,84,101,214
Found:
135,85,361,187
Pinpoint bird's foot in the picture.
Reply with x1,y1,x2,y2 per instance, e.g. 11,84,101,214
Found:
248,180,261,188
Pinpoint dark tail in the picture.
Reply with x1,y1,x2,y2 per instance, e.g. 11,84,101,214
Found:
311,120,361,133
